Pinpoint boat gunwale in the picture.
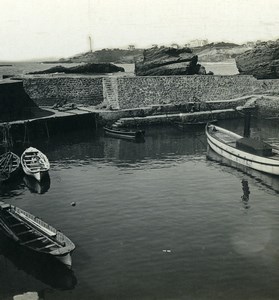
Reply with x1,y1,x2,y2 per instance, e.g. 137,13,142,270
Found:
21,147,50,174
206,124,279,167
104,127,145,142
104,127,145,136
0,202,75,254
0,152,20,180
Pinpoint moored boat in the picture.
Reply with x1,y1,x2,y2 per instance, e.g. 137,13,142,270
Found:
21,147,50,181
0,201,75,268
206,124,279,175
0,151,20,182
104,127,145,142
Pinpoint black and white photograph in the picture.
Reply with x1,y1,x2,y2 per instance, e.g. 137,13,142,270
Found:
1,0,279,299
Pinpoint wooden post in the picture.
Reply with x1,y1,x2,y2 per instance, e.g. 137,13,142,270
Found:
243,111,251,138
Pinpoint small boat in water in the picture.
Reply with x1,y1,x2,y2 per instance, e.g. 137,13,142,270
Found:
104,127,145,142
0,152,20,182
206,124,279,175
21,147,50,182
0,201,75,268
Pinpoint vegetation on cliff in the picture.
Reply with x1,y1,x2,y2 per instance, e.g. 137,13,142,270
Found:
193,42,251,62
58,49,143,64
51,43,252,65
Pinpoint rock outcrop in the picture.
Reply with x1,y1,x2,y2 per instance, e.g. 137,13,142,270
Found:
28,63,124,75
193,42,249,62
235,41,279,79
135,46,206,76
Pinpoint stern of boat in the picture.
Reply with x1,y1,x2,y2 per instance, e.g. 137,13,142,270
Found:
56,253,73,268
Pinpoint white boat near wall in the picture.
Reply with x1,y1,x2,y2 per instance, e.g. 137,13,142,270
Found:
206,124,279,176
21,147,50,181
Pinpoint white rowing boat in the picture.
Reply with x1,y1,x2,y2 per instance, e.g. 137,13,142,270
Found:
21,147,50,181
206,124,279,175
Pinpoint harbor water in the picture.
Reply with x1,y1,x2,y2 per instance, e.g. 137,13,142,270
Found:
1,118,279,300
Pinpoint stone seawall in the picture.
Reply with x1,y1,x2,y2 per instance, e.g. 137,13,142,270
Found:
22,75,279,115
23,76,104,106
117,75,258,109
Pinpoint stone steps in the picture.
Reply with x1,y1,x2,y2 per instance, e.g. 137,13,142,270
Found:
102,77,119,109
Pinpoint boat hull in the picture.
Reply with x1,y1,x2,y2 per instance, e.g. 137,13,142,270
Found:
206,125,279,176
21,147,50,182
25,170,48,182
56,253,73,268
0,201,75,268
0,152,21,182
104,127,145,142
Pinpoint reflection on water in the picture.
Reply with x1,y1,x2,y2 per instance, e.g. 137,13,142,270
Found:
0,231,77,298
241,179,250,210
0,174,25,199
1,121,279,299
206,145,279,195
23,173,51,194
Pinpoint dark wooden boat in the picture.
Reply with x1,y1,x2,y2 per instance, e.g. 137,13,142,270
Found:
104,127,145,142
0,151,20,182
175,119,217,130
0,201,75,268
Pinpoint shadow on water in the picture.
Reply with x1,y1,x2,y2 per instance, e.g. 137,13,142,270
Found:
23,173,51,194
0,173,25,198
241,179,250,210
206,146,279,195
0,230,77,292
13,126,208,168
0,173,51,198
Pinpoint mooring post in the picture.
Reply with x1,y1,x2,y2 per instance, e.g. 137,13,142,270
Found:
243,110,251,138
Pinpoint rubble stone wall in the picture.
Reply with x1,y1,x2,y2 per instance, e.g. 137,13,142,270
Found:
23,76,104,106
116,75,259,109
23,75,279,114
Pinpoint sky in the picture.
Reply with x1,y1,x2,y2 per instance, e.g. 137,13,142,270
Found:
1,0,279,60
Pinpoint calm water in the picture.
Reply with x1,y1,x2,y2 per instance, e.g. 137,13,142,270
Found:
0,119,279,300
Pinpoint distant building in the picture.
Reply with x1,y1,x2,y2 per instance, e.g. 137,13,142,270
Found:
128,45,135,51
171,43,180,49
246,42,256,47
186,39,209,47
